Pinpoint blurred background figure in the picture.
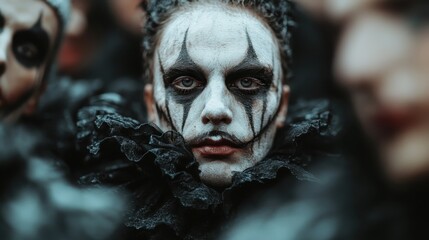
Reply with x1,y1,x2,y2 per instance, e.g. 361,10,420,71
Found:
297,0,429,183
58,0,144,83
224,1,429,240
334,1,429,183
0,1,126,240
0,0,66,121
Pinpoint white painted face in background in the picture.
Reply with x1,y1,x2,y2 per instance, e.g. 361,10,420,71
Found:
0,0,58,120
336,5,429,182
145,2,289,187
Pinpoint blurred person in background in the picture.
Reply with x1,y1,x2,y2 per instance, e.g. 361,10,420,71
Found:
334,1,429,184
59,0,144,83
296,0,429,184
224,1,429,240
0,0,64,121
0,1,125,240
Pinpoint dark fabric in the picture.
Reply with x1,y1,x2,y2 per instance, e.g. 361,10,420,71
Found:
0,77,137,240
0,123,124,240
75,93,340,239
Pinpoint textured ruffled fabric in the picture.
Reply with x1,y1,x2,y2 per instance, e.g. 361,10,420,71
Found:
76,95,340,239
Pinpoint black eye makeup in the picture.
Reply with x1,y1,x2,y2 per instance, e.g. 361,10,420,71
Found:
226,66,273,95
229,77,266,94
12,14,50,68
172,76,204,94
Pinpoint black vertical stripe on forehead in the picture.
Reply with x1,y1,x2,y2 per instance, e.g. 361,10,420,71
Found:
245,30,259,62
175,28,197,70
159,28,204,86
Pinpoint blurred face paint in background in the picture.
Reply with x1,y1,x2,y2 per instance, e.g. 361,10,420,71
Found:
335,1,429,182
0,0,58,120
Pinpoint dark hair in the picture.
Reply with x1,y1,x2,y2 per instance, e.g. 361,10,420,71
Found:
141,0,295,83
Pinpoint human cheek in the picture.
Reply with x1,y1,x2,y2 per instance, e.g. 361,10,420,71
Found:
180,97,204,139
267,90,281,118
152,78,175,131
2,59,38,102
153,78,196,135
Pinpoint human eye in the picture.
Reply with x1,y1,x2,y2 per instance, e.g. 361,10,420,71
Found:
16,43,39,59
230,77,265,93
12,30,49,68
172,76,203,93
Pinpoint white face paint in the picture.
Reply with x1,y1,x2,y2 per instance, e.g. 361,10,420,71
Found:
0,0,58,120
145,3,289,186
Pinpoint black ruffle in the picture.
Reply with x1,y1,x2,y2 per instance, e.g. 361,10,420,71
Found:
76,95,339,239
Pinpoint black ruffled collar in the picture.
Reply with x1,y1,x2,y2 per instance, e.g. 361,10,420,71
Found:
76,95,338,239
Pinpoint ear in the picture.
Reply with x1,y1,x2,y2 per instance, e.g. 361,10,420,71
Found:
144,84,157,122
275,85,290,128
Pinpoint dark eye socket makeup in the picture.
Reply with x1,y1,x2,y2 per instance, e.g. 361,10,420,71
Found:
172,76,204,93
164,66,206,85
164,59,273,94
226,65,273,93
12,14,50,68
229,77,265,93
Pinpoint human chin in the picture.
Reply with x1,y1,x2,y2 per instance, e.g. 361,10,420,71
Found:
191,126,276,187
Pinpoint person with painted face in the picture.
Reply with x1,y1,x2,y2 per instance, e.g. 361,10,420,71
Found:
334,1,429,184
76,0,340,239
142,1,291,187
334,2,429,238
0,1,127,240
0,0,69,121
296,0,429,190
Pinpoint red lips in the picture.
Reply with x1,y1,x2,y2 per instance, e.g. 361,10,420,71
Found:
192,138,239,158
372,108,416,139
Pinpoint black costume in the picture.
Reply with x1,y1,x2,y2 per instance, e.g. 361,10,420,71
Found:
74,92,340,239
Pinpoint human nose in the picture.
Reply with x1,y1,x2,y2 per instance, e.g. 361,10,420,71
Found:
201,80,233,125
